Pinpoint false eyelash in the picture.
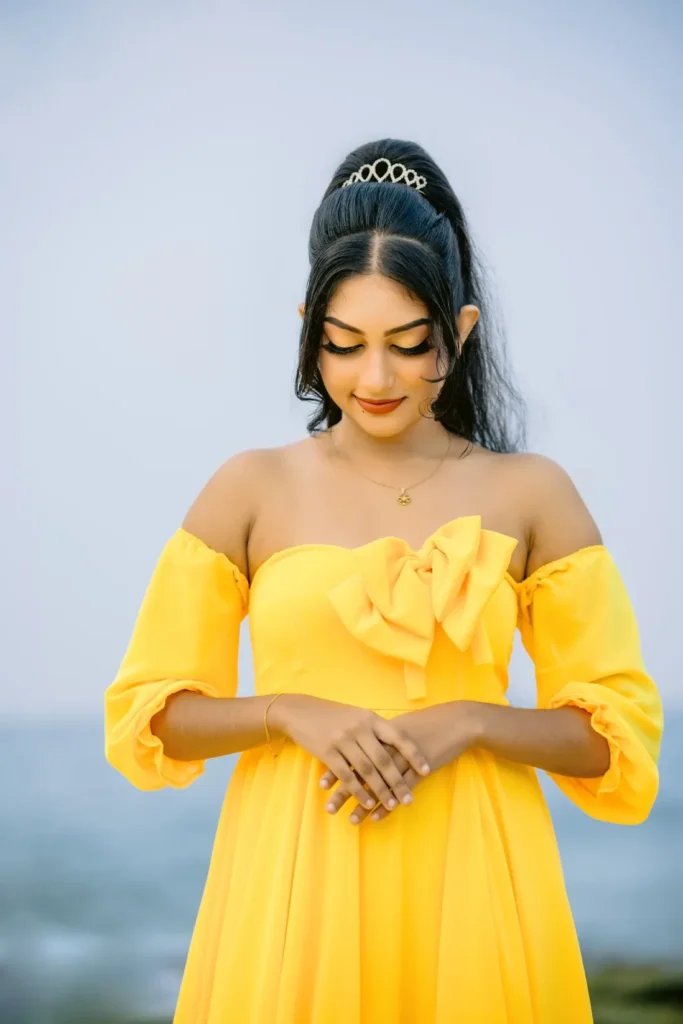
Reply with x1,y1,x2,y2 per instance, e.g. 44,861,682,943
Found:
398,339,433,356
321,338,433,356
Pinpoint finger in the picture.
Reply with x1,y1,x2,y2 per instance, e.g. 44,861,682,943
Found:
350,762,419,824
374,720,431,777
319,769,337,790
348,798,379,825
368,768,421,822
323,782,354,814
383,744,410,775
341,745,411,820
323,747,407,800
325,751,377,812
338,738,401,811
357,732,415,808
342,736,410,811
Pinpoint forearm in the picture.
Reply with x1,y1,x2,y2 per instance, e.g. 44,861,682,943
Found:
150,691,287,761
463,701,611,778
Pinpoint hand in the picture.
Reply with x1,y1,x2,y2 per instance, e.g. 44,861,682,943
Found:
319,701,479,825
271,693,431,812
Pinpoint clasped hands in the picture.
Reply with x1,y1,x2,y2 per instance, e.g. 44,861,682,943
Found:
274,694,477,827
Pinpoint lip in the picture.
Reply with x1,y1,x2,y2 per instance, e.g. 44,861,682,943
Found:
354,396,405,415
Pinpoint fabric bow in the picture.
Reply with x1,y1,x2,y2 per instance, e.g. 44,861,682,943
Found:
327,517,517,700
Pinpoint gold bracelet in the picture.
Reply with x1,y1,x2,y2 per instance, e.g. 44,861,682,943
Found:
264,692,284,760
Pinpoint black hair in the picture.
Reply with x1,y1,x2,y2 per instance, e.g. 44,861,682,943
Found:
294,138,527,453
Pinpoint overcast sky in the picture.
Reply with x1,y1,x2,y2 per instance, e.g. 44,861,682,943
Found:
3,0,682,715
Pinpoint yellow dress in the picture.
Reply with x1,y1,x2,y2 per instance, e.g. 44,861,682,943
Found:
104,516,663,1024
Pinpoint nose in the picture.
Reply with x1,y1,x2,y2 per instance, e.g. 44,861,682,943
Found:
359,348,395,395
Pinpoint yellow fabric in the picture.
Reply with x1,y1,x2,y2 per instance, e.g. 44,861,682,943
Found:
104,517,663,1023
517,546,662,825
105,529,248,790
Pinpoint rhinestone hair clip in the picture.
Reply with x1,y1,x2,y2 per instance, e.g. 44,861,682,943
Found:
341,157,427,194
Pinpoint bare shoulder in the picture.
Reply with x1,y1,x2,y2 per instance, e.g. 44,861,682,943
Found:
180,441,311,572
181,447,285,573
507,453,603,576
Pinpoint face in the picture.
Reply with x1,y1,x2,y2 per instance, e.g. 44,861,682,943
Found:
299,273,479,438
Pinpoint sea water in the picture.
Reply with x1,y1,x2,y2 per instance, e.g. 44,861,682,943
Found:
1,712,681,1022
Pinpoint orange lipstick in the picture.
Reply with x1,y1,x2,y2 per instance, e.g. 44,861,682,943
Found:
354,396,405,415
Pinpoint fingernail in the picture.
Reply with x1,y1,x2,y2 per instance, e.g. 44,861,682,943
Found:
388,798,397,809
365,799,374,809
422,763,431,774
371,812,381,821
320,779,329,788
326,803,335,812
350,815,359,825
402,793,413,805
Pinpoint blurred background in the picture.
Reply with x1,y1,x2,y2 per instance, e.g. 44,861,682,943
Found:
3,1,682,1021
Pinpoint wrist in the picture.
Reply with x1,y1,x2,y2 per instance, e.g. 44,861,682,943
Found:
266,692,305,739
454,700,488,748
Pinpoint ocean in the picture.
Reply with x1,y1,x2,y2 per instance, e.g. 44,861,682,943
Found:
1,712,681,1022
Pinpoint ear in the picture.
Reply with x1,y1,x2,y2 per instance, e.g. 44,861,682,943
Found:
298,302,305,319
456,304,479,347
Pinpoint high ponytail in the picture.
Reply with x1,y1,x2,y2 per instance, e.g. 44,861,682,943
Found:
295,138,526,452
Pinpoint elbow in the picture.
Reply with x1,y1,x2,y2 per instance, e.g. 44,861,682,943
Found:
104,685,207,791
559,703,612,778
105,727,204,791
579,730,612,778
148,700,174,755
148,689,199,761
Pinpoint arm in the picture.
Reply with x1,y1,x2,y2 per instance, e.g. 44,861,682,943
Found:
465,456,661,823
470,455,610,777
148,449,287,763
331,697,612,827
149,691,289,762
105,449,289,789
461,701,611,777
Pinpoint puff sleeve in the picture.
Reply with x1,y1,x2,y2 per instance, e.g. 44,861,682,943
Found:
517,546,663,825
104,528,249,791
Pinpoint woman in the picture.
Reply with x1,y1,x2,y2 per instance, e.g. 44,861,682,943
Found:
105,138,663,1023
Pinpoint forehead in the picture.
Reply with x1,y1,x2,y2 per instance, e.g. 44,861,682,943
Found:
327,274,428,324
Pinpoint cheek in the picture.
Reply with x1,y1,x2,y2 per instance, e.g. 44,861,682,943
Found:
319,351,354,397
404,354,440,390
318,352,442,398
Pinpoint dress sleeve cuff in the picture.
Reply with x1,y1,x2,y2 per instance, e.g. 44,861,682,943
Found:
544,682,659,824
108,679,220,790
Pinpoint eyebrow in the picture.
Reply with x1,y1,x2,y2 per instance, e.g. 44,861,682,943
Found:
323,316,432,337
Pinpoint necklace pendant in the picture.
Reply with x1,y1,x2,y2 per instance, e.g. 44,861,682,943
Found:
397,489,412,506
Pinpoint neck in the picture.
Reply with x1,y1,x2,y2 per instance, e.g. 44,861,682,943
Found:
330,414,458,462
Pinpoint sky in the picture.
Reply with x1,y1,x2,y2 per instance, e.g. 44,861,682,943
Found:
3,0,682,714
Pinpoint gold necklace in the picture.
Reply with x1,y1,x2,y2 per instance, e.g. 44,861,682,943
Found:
329,429,452,505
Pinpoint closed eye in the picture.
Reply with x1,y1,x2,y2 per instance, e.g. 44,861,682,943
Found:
321,339,433,356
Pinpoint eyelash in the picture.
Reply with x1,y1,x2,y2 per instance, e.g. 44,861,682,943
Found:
321,338,433,357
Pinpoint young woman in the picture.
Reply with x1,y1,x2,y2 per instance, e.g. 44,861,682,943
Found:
105,138,663,1023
